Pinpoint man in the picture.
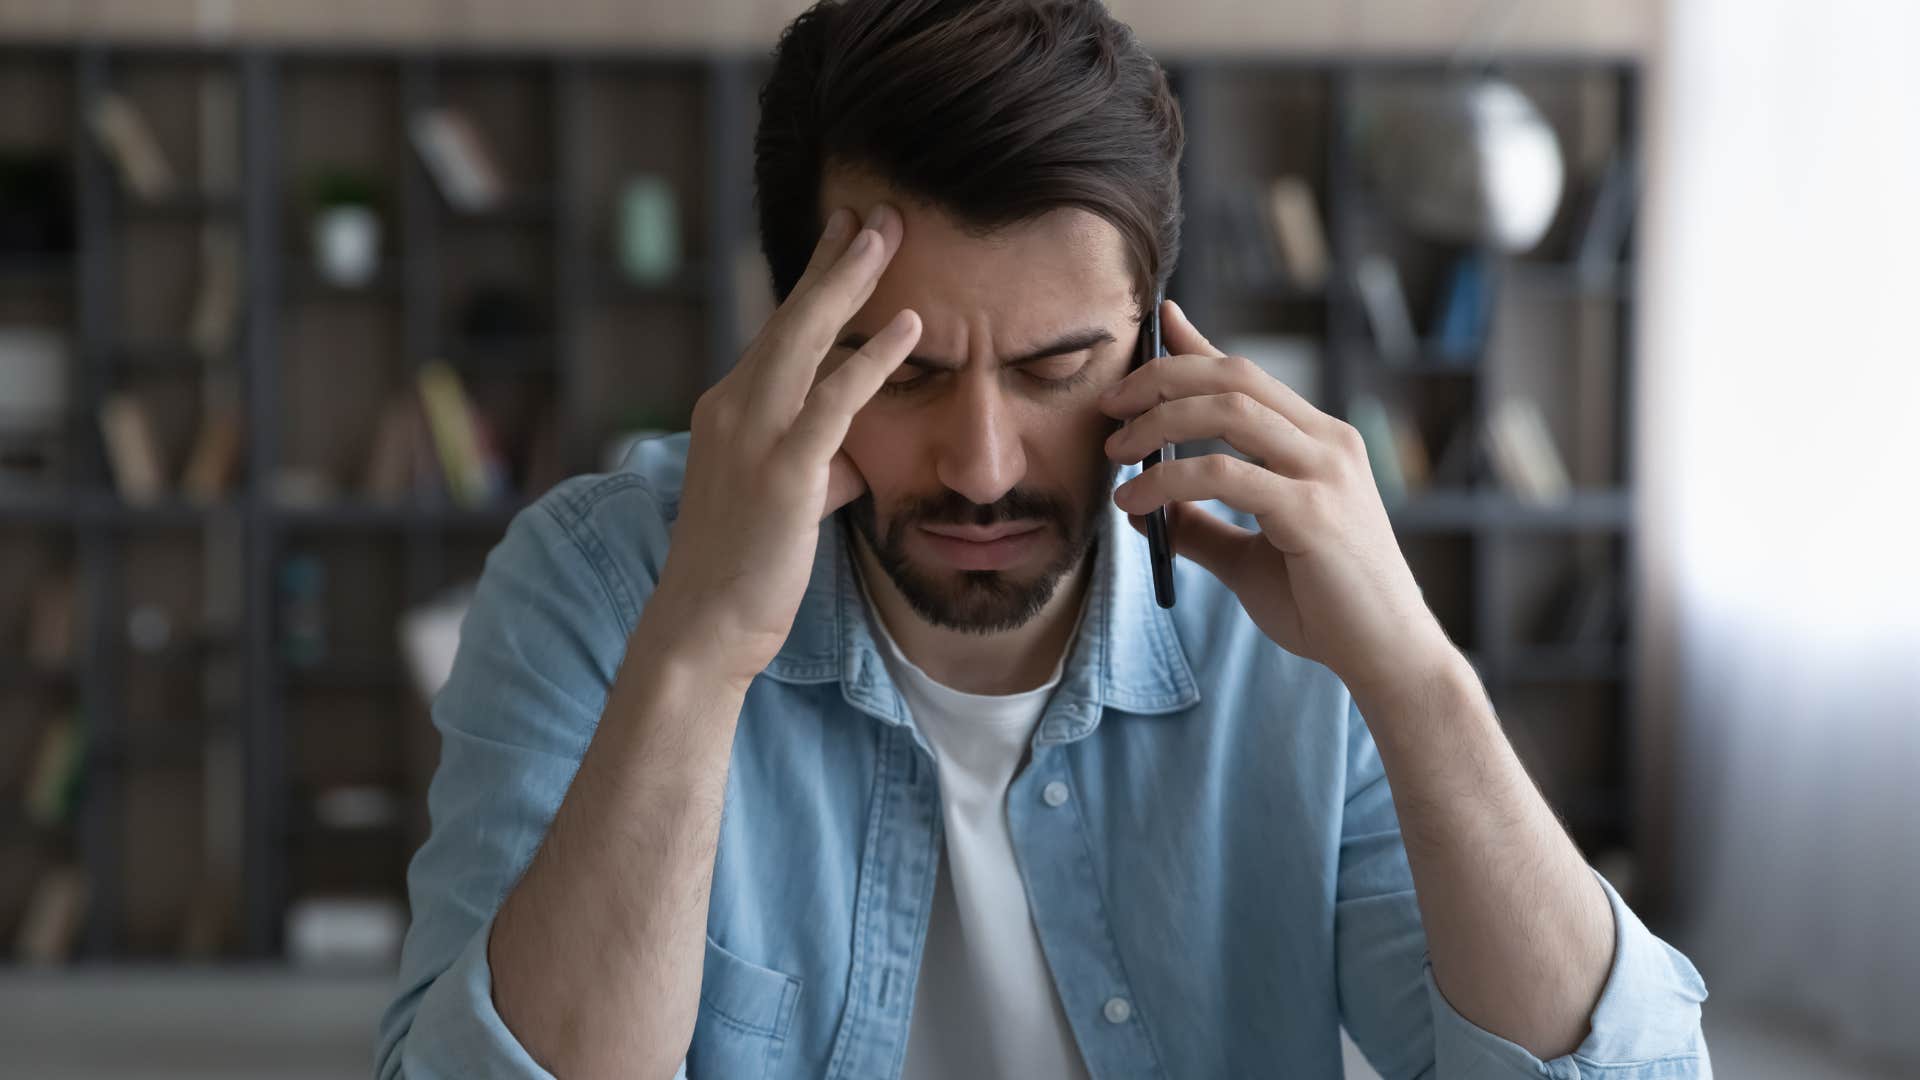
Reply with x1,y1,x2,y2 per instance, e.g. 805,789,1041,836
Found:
377,1,1710,1077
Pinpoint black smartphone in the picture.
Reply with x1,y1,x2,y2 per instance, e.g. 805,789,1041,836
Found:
1132,291,1176,608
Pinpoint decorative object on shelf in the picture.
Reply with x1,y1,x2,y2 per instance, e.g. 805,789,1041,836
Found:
0,326,68,489
1352,253,1417,363
126,603,174,655
1354,75,1564,253
0,150,75,255
617,173,681,286
278,553,327,669
87,92,176,201
1264,175,1329,290
14,863,89,965
285,895,405,970
400,585,474,706
1482,395,1572,504
308,168,384,288
98,392,169,503
408,108,504,213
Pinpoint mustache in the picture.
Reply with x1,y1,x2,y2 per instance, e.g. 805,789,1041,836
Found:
892,488,1073,529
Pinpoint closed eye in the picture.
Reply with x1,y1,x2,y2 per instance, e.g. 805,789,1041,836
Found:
878,357,1093,395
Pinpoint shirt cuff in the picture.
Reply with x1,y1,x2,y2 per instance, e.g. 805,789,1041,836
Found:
1426,867,1711,1078
399,910,560,1079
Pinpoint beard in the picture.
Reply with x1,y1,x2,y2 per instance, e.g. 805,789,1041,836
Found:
842,462,1117,635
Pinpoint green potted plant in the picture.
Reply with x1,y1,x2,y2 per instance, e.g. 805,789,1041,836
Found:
309,168,384,287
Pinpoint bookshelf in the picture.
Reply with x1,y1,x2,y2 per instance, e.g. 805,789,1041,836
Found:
0,41,1644,963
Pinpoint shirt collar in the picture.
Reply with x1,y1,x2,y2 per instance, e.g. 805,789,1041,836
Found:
761,465,1202,744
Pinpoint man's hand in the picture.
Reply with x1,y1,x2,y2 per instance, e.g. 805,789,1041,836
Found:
647,203,921,693
1100,297,1458,703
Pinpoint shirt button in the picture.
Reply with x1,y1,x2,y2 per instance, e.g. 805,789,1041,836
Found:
1042,781,1070,807
1103,996,1132,1024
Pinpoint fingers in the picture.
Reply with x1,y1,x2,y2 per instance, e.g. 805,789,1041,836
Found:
1127,501,1261,587
786,307,922,462
792,207,859,294
1114,454,1316,555
752,204,905,420
1159,297,1223,358
1102,299,1329,439
1105,392,1327,478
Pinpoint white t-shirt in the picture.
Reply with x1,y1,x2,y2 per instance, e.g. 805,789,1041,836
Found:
857,573,1094,1080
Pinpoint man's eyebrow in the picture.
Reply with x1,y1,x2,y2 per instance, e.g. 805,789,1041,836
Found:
833,327,1117,370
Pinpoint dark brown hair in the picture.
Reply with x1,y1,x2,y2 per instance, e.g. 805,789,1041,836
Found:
754,0,1185,319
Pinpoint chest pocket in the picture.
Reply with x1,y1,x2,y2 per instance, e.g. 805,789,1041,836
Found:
687,934,803,1079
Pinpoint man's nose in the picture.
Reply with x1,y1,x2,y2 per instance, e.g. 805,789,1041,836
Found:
933,372,1026,509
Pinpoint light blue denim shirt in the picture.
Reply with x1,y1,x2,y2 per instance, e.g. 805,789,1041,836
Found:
377,431,1710,1079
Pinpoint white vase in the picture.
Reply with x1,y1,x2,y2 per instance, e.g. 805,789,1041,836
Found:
314,204,381,287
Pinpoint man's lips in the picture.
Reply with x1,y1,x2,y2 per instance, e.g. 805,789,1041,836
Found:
918,522,1046,543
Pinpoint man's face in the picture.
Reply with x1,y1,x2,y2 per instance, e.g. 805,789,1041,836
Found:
818,167,1138,634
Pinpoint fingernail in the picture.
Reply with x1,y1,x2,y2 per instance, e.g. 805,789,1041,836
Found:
850,228,877,256
864,204,890,232
1167,297,1185,320
824,208,852,239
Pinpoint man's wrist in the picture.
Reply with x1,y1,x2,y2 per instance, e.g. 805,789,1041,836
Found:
1345,642,1485,743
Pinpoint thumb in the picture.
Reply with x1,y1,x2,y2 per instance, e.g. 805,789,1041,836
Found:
1160,297,1225,359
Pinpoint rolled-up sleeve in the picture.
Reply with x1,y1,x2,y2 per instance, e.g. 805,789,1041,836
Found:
1336,697,1711,1079
374,476,679,1079
1425,868,1711,1078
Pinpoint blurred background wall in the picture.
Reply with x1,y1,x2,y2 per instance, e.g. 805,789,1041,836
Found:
1,1,1915,1078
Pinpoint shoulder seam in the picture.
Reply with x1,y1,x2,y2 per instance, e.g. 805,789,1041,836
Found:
537,473,670,632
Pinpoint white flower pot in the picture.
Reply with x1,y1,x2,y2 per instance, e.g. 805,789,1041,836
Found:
314,204,381,287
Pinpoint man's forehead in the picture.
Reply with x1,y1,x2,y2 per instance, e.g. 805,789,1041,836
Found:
819,167,1133,316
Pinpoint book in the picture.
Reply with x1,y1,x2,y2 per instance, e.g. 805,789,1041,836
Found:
87,94,175,201
416,362,494,507
1574,149,1637,278
1347,392,1408,504
363,391,428,502
1483,396,1572,503
99,393,168,502
1265,175,1329,290
14,864,89,964
180,397,243,503
24,714,85,827
1353,254,1418,364
187,228,243,359
1431,251,1494,361
408,109,505,213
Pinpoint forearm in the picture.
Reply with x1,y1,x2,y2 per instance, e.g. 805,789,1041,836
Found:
489,616,747,1080
1350,650,1615,1060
